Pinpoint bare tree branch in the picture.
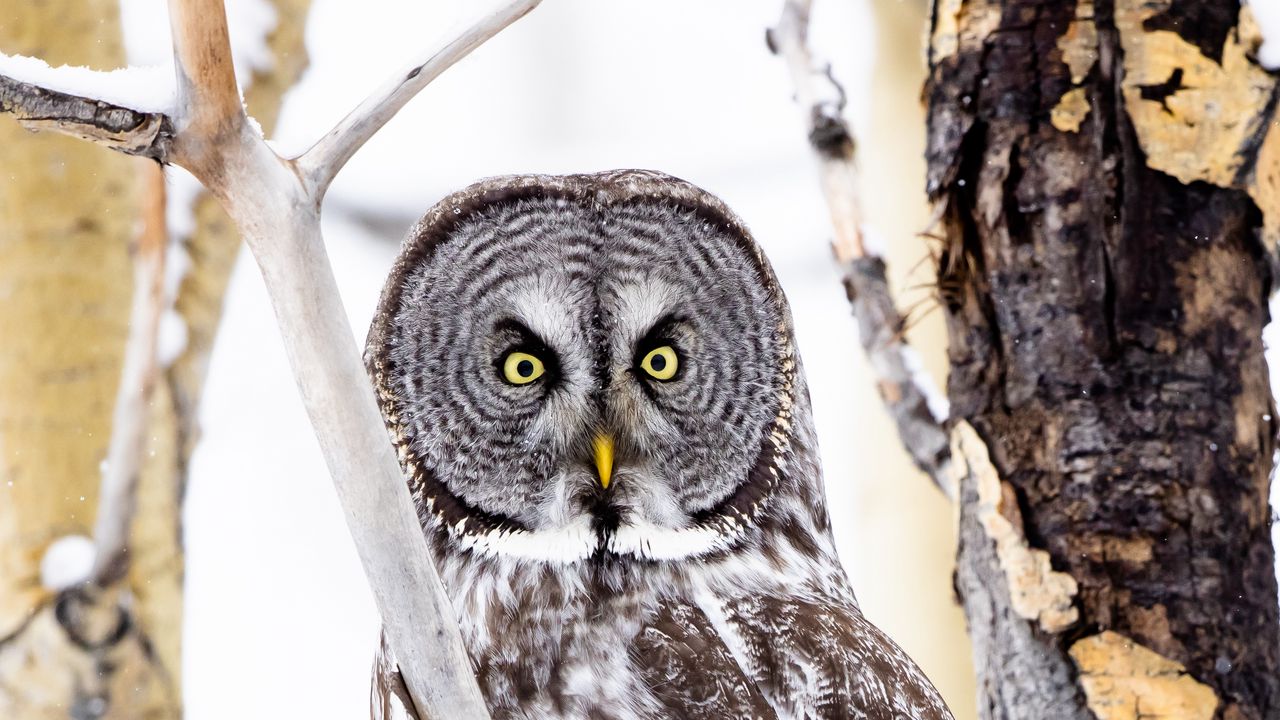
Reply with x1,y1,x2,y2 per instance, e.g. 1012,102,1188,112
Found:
296,0,541,198
768,0,864,263
769,0,955,498
167,0,244,147
89,163,169,589
0,73,172,160
0,1,546,715
164,0,255,209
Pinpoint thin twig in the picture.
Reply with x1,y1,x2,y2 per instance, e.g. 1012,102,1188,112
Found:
90,163,169,588
296,0,542,198
768,0,864,263
769,0,956,499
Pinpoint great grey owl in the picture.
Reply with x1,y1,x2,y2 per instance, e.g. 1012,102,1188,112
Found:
364,170,953,720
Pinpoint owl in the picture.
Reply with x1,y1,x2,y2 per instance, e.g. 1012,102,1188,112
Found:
364,170,953,720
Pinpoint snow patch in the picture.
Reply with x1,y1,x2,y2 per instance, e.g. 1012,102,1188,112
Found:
158,308,190,367
165,166,205,243
901,345,950,422
1266,296,1280,394
1251,0,1280,69
1264,296,1280,616
0,52,174,113
246,113,266,141
40,535,96,591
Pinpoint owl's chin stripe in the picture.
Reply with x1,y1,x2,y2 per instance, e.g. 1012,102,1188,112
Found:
605,519,743,560
448,516,745,564
454,516,597,563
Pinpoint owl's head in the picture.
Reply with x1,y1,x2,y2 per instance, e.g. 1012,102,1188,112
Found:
366,171,806,564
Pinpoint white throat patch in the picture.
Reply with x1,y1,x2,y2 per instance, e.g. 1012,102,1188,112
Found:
447,515,743,564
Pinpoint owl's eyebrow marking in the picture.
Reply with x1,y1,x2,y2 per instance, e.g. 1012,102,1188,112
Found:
492,318,562,377
634,313,688,352
494,318,553,351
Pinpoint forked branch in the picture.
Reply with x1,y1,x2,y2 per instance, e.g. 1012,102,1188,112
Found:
0,1,544,717
769,0,955,498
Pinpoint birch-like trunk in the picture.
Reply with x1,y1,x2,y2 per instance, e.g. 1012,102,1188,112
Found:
0,2,171,715
926,1,1280,717
0,2,308,716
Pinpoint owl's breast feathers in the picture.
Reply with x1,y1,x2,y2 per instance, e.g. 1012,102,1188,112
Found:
707,593,956,720
373,581,953,720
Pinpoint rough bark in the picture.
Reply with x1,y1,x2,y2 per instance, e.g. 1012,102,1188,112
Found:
927,1,1280,718
0,73,172,159
0,2,309,717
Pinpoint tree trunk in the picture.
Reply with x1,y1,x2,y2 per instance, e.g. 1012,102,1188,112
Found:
0,2,174,716
926,1,1280,718
0,2,308,716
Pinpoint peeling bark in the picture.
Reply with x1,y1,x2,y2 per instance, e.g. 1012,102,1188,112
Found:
927,0,1280,718
1070,631,1218,719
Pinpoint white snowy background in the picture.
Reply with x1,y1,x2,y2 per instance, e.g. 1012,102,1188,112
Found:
102,0,1280,717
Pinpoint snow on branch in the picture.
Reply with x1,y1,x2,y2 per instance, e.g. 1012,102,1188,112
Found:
0,53,175,111
297,0,541,196
769,0,955,499
0,54,174,160
0,0,544,717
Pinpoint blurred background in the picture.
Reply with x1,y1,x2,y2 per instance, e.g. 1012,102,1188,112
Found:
2,1,1278,718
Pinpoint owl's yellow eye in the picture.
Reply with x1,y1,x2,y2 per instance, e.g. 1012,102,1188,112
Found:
639,345,679,381
502,351,546,385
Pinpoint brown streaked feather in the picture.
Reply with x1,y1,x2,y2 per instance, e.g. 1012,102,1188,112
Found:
633,601,778,719
725,594,954,720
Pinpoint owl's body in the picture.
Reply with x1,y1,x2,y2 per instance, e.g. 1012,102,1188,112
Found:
366,171,953,720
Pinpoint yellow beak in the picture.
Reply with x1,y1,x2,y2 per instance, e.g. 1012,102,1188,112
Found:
593,434,615,489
